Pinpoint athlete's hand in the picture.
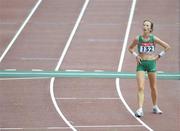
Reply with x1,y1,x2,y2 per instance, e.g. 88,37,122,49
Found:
155,55,160,61
136,55,142,64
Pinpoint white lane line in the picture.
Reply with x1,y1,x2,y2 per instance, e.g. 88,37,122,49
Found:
0,125,143,130
115,0,153,131
31,69,43,71
157,70,164,73
4,69,17,71
50,1,90,131
0,0,42,63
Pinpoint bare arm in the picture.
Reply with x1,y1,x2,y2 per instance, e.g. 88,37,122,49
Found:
155,36,171,52
154,36,171,59
128,37,142,64
128,38,138,54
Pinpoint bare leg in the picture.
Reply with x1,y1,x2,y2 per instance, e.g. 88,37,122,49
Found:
148,72,158,106
148,72,162,114
136,71,145,108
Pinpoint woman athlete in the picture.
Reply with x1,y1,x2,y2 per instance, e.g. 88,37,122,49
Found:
128,20,171,117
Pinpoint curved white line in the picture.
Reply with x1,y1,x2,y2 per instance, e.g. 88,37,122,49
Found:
50,0,90,131
115,0,153,131
0,0,42,63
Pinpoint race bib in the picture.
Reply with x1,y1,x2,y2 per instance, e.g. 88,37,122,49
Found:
139,43,155,53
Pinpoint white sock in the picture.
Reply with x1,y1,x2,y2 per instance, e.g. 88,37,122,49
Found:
153,105,158,109
138,108,143,112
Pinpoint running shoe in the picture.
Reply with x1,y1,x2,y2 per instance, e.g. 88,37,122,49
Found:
135,108,143,117
152,106,163,114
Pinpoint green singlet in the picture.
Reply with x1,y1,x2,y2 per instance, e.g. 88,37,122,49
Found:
137,34,155,54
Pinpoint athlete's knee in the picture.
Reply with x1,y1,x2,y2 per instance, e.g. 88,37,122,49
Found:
150,84,157,90
150,86,157,93
138,85,144,92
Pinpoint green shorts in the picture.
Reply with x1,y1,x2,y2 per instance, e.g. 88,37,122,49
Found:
136,60,156,72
